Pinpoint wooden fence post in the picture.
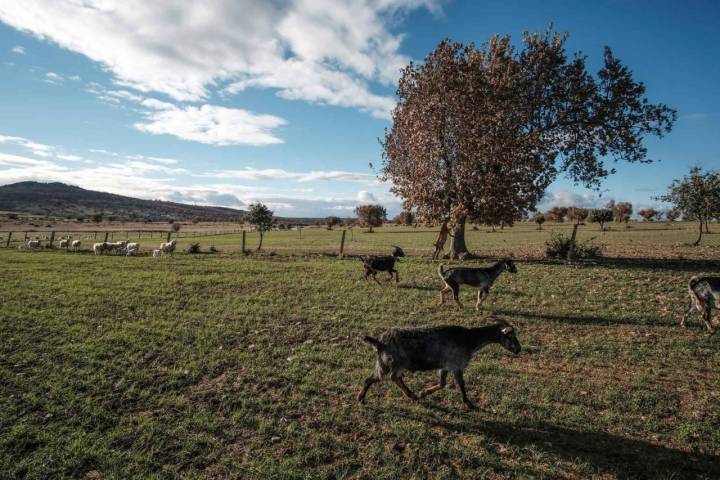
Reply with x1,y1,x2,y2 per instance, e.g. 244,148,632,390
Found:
6,232,12,248
166,231,171,243
339,230,346,258
24,231,28,241
94,231,98,239
103,232,109,243
49,231,55,248
242,230,246,254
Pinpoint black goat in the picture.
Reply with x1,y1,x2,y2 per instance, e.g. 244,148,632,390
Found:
359,246,405,285
682,275,719,333
357,320,521,409
438,259,517,310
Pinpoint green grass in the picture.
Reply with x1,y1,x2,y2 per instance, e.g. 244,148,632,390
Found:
1,224,719,479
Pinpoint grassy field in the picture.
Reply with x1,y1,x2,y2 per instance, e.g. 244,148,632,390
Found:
1,224,719,479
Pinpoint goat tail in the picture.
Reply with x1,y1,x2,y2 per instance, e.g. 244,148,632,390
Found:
688,275,702,292
437,263,446,279
363,336,382,349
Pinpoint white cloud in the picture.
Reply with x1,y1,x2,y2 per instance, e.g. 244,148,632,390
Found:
357,190,378,203
0,134,54,157
11,45,25,54
202,167,377,183
0,1,441,119
134,104,286,146
57,154,83,161
44,71,63,84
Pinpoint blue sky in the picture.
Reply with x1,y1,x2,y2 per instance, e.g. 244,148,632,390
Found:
0,1,717,217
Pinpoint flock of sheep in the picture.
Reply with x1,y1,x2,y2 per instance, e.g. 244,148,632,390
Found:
19,237,177,257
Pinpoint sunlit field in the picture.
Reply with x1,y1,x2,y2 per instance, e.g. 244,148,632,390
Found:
1,223,719,479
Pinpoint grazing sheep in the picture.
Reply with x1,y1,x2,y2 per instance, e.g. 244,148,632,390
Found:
27,239,41,249
59,239,69,249
357,320,521,409
682,275,720,333
71,240,81,250
359,246,405,285
152,249,162,257
159,239,177,255
126,242,140,256
93,242,108,255
438,259,517,310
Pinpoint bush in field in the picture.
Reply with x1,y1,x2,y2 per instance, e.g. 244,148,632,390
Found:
187,243,201,254
612,201,633,223
396,211,415,226
91,213,103,223
172,223,182,233
546,206,568,222
638,208,659,221
533,213,546,230
545,232,602,259
589,209,613,230
355,204,386,233
567,207,589,224
665,208,680,222
324,216,341,230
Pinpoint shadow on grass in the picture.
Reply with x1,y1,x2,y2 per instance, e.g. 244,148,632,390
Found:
380,405,720,479
490,307,648,327
500,256,720,273
397,283,437,291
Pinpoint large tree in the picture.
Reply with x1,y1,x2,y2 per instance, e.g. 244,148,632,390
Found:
612,202,633,224
658,167,720,245
381,28,675,258
355,204,387,233
247,202,274,251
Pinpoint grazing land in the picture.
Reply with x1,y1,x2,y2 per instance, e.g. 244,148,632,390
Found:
1,223,719,479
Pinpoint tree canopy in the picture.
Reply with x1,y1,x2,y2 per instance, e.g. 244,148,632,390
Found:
381,27,675,258
355,204,387,232
247,202,274,251
658,167,720,245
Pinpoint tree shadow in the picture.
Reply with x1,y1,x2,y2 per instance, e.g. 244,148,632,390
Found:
508,256,720,273
489,307,650,327
397,283,437,291
373,404,720,479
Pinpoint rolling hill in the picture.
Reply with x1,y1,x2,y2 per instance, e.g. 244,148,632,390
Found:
0,182,246,221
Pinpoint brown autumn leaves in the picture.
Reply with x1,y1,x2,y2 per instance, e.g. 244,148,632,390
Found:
381,28,675,257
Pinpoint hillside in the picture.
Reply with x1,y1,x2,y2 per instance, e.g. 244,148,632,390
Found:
0,182,245,221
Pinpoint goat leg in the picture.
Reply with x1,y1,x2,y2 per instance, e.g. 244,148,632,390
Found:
357,375,379,403
453,370,476,410
391,373,418,401
420,370,447,398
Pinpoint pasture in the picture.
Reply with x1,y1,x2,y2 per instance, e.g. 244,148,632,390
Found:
1,223,719,479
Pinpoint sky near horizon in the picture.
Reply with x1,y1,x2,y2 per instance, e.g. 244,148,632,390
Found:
0,1,718,218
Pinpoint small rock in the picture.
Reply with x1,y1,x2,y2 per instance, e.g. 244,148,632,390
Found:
248,344,256,350
271,436,281,443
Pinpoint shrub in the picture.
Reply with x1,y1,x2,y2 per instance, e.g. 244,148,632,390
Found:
187,243,201,254
545,232,602,259
209,245,219,253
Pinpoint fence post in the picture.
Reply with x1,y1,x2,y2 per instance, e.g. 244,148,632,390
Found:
49,231,55,248
339,229,346,258
166,231,171,243
24,231,28,241
94,231,98,240
103,232,109,243
6,232,12,248
242,230,246,254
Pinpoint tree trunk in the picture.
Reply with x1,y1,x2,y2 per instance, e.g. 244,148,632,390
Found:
257,231,264,251
704,219,710,234
449,217,470,259
693,221,703,246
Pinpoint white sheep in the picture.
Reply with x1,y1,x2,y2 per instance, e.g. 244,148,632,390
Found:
71,240,81,250
59,239,69,249
152,249,162,257
159,239,177,255
93,242,107,255
125,242,140,256
27,239,41,249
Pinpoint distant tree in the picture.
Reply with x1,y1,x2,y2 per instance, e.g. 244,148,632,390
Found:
612,202,633,224
91,213,103,223
355,204,387,233
6,213,18,220
172,223,182,233
658,166,720,245
566,207,589,224
324,216,341,230
546,206,568,223
381,30,675,259
397,210,415,226
247,202,274,250
665,208,680,222
533,213,546,230
589,209,613,231
191,217,200,224
638,208,659,222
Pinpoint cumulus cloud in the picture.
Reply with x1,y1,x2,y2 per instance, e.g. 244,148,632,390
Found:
0,134,54,157
202,167,377,183
44,71,63,84
0,1,440,119
134,103,286,146
356,190,378,203
537,190,603,211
